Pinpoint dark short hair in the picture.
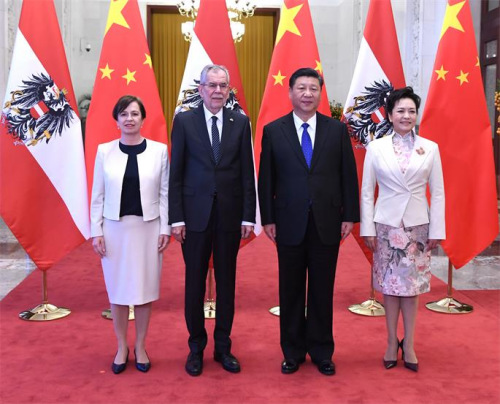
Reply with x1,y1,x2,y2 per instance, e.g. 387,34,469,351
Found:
385,87,421,116
289,67,324,89
112,95,146,120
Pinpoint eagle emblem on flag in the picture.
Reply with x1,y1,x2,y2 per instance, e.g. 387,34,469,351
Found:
344,79,394,146
2,72,75,146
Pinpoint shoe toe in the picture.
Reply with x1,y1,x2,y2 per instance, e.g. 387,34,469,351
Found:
316,359,335,376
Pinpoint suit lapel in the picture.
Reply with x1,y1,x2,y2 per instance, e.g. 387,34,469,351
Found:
281,112,309,170
194,106,216,164
404,136,430,182
310,113,327,170
220,108,232,161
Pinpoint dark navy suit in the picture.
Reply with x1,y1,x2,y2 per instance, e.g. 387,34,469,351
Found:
258,111,359,362
169,105,255,354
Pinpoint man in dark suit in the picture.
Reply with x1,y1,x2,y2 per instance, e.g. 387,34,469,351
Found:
169,65,256,376
258,67,359,376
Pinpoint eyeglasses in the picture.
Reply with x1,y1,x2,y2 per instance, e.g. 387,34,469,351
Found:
201,82,229,90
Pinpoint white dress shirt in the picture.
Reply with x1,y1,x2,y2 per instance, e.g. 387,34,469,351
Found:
293,112,317,147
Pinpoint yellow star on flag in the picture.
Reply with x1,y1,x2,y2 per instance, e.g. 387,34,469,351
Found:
144,53,152,68
276,4,303,45
456,70,469,85
314,60,323,75
475,56,480,67
122,68,137,85
105,0,130,35
272,70,286,86
99,63,114,80
435,65,448,81
440,0,465,39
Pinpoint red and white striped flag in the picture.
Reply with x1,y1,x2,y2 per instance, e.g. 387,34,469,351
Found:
0,0,89,270
342,0,406,261
175,0,261,238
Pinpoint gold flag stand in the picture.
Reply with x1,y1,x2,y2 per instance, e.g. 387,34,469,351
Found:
101,306,135,320
426,260,473,314
204,267,216,319
348,267,385,316
19,271,71,321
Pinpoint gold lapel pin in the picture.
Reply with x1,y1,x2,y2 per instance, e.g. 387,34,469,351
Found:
416,147,425,155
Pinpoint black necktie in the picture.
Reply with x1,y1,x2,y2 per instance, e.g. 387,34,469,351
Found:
211,116,220,164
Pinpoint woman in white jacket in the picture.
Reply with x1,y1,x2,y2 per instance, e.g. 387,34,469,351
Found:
360,87,445,372
91,95,170,374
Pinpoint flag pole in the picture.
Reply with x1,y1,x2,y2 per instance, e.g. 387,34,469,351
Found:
204,267,216,319
19,270,71,321
348,264,385,316
426,259,473,314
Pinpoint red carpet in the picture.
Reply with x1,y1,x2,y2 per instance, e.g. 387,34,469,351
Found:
1,235,499,404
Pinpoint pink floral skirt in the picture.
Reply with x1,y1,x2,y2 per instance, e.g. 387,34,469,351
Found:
373,223,431,297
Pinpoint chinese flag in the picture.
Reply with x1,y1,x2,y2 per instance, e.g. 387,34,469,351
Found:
254,0,330,178
343,0,406,262
85,0,168,196
419,0,498,269
0,0,89,271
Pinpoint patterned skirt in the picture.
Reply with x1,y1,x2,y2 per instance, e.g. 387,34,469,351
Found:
373,223,431,297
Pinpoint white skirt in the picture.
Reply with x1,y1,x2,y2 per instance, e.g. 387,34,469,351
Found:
102,216,162,305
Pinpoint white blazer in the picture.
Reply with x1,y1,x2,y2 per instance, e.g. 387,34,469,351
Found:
90,138,170,237
360,133,445,239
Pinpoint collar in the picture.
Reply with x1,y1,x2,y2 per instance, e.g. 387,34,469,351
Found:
292,112,316,133
203,104,223,123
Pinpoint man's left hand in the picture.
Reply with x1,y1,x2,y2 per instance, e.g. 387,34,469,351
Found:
341,222,354,240
241,225,253,239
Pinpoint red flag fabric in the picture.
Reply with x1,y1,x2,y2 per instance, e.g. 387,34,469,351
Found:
0,0,89,271
254,0,330,177
175,0,261,239
419,0,498,269
342,0,406,262
85,0,167,197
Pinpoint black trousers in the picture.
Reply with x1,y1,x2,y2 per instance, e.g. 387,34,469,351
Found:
182,200,241,354
277,211,340,362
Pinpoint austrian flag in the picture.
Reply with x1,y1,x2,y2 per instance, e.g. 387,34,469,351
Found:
0,0,90,270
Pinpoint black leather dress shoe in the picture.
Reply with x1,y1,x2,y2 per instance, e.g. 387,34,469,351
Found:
400,339,419,372
112,349,129,375
281,357,305,374
185,352,203,376
134,349,151,373
214,352,241,373
384,339,400,369
315,359,336,376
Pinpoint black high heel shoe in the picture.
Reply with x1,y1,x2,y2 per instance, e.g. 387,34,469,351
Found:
112,348,129,374
400,339,419,372
134,349,151,373
383,339,400,369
